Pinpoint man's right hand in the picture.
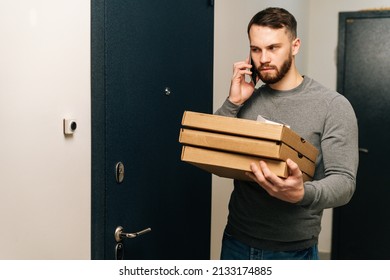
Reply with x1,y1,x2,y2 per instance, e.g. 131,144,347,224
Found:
228,57,256,105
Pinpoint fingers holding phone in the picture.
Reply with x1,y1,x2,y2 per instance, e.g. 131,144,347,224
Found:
228,57,256,105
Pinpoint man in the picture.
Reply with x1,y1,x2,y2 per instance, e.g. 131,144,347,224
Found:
215,7,358,260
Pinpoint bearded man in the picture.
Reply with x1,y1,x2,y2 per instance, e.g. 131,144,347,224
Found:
215,7,359,260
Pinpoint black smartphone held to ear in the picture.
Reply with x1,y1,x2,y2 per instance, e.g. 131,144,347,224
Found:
249,55,259,84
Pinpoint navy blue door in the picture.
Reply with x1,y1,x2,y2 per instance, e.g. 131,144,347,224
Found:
92,0,213,259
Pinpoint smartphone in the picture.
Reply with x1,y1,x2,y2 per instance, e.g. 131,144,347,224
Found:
249,55,259,84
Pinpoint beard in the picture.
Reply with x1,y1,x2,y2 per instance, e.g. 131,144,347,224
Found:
258,52,293,84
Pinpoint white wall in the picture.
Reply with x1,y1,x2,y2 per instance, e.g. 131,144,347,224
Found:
0,0,91,259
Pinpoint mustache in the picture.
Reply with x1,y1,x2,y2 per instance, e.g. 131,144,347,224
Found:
259,64,277,70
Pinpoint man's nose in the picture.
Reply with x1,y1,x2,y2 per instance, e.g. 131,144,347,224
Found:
260,51,270,64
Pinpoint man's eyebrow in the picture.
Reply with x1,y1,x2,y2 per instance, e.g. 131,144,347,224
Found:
267,43,282,48
250,43,282,49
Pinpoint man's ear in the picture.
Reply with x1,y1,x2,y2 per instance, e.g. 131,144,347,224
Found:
292,38,301,56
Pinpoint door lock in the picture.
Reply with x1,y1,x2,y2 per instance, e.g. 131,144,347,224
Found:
114,226,152,242
115,162,125,183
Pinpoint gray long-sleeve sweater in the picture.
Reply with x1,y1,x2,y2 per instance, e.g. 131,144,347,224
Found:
215,76,359,251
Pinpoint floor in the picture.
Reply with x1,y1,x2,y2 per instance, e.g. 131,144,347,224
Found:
319,252,331,260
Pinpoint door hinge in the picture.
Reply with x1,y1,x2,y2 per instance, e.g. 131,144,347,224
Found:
210,0,214,7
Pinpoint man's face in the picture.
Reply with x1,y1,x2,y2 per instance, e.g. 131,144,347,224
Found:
249,25,296,85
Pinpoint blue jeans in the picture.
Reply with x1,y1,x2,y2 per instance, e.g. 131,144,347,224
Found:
220,231,319,260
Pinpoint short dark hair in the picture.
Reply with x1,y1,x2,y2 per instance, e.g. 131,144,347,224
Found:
247,7,297,39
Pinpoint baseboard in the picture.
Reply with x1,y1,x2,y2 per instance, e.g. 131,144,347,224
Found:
319,251,331,260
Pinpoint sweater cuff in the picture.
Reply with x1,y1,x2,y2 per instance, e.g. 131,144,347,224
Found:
297,182,315,207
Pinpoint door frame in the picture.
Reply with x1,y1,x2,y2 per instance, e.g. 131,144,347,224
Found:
91,0,106,260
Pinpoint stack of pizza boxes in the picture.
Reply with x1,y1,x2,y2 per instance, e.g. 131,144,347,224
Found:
179,111,318,182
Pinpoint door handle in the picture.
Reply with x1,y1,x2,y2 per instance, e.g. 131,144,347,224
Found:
114,226,152,242
359,148,369,154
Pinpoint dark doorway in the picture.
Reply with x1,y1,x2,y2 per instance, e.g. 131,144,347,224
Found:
332,10,390,260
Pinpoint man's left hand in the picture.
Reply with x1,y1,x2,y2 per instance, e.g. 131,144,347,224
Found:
246,159,304,203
